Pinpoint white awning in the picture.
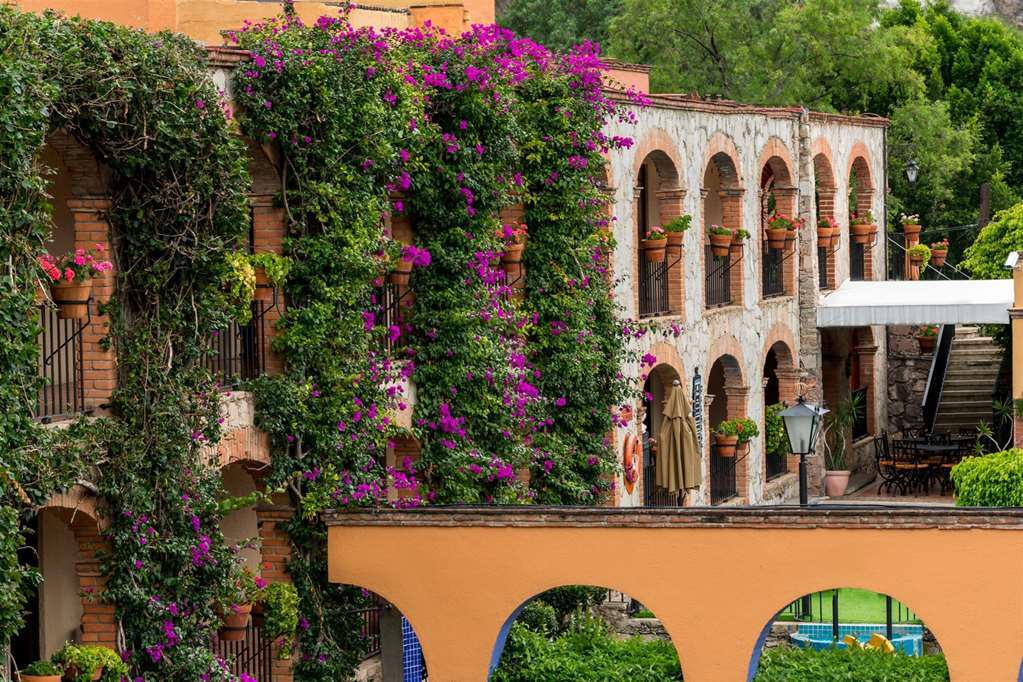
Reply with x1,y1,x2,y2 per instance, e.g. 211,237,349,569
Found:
817,279,1013,327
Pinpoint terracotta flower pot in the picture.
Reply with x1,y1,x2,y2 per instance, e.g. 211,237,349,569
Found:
219,603,253,641
909,253,926,267
665,231,684,248
501,241,526,277
51,279,92,320
709,233,732,258
917,335,936,354
817,227,833,250
824,470,851,497
388,258,413,286
765,228,787,250
714,433,738,458
18,674,63,682
642,239,667,263
851,223,873,245
63,667,102,681
251,601,265,629
785,228,797,251
903,223,922,239
931,249,947,268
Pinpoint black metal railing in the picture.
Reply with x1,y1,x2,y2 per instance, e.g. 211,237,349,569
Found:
35,304,86,421
642,438,684,506
762,243,784,298
212,621,274,682
355,603,383,659
780,590,918,626
638,258,670,318
377,282,410,355
766,450,788,480
887,238,905,281
203,298,273,386
710,443,737,504
922,325,956,434
850,243,866,281
818,247,829,289
851,386,869,441
705,246,732,308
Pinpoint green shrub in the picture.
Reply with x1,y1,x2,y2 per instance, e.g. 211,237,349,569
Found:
951,449,1023,506
754,646,949,682
20,660,61,675
52,644,129,682
492,614,682,682
518,601,558,638
765,403,788,458
537,586,607,626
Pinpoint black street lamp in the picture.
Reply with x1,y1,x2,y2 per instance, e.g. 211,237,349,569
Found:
905,159,920,185
779,397,828,506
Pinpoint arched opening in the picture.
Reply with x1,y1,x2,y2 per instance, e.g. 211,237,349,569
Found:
635,151,684,318
703,150,743,309
641,363,685,506
819,327,878,488
490,585,682,681
814,153,838,289
750,587,948,682
707,352,747,504
219,461,263,569
763,341,797,482
848,155,874,282
760,154,796,299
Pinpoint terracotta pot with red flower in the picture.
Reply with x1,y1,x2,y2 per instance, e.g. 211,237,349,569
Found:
917,325,938,354
817,216,838,250
930,238,949,268
766,213,799,251
713,418,759,458
218,568,264,641
642,226,668,262
37,244,112,319
707,225,733,258
498,222,528,276
850,211,876,246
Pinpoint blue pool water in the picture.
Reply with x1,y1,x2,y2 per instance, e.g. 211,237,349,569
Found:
791,623,924,656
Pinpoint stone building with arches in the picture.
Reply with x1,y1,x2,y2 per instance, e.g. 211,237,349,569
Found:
604,67,889,506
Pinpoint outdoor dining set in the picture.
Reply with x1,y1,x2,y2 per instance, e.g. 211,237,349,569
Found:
873,430,975,496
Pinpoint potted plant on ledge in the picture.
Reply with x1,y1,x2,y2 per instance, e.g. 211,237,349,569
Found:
908,243,931,269
766,213,796,250
930,238,949,267
642,226,668,262
16,660,62,682
821,392,864,498
498,222,528,275
900,213,922,239
663,215,691,248
713,417,759,457
218,567,260,641
817,216,838,250
52,643,128,682
732,227,752,248
850,211,877,245
708,225,733,258
917,325,938,354
36,244,112,319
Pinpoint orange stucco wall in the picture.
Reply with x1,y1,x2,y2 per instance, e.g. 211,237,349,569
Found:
327,507,1023,682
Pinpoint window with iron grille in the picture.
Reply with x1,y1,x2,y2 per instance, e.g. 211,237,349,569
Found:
850,242,866,281
818,247,829,289
710,444,737,504
35,304,85,421
705,246,732,307
202,300,271,387
638,258,670,318
762,243,785,298
766,449,788,480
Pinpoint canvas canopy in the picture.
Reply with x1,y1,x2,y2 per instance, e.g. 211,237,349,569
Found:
816,280,1013,327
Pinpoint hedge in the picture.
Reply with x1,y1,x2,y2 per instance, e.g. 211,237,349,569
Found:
754,647,949,682
950,449,1023,506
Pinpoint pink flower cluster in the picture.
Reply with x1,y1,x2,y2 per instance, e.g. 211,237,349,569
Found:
37,243,113,283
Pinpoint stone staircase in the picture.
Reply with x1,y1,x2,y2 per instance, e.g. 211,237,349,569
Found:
933,326,1004,433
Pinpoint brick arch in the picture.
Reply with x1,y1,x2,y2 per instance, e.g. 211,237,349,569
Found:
757,137,795,188
763,323,797,371
631,128,684,189
759,138,798,298
45,130,111,197
702,134,745,308
243,136,281,196
703,132,743,188
217,424,272,470
846,141,874,190
649,341,686,380
707,336,746,390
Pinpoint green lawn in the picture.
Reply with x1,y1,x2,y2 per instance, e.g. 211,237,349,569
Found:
776,588,922,624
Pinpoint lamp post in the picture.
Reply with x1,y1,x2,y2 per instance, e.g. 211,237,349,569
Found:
905,159,919,185
779,397,829,506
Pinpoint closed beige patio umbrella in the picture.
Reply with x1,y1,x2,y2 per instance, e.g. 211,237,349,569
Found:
657,380,701,493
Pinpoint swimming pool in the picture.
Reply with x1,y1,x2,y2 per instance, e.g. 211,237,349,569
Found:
790,623,925,656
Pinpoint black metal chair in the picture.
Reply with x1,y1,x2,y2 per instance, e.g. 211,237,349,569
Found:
890,439,929,495
874,433,902,495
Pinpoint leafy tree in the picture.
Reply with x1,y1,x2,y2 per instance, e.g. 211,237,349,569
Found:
961,202,1023,279
498,0,623,52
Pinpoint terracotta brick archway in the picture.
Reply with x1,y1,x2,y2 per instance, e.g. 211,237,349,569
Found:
326,507,1023,682
702,134,744,309
813,139,839,289
758,138,797,298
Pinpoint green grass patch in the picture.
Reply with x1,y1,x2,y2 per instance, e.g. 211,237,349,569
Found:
785,588,921,624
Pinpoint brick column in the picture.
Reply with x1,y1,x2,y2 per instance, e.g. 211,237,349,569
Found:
256,504,296,682
726,384,750,500
632,187,643,318
69,198,116,414
854,343,879,436
774,368,802,473
817,189,836,289
657,188,686,316
773,187,799,295
905,226,920,281
72,520,116,648
721,188,745,306
251,196,286,375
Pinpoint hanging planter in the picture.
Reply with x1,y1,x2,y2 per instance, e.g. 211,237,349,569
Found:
930,239,949,268
501,240,526,276
713,433,738,458
765,213,799,251
642,226,668,262
388,256,413,286
908,243,931,268
817,216,838,250
901,214,921,240
50,278,92,320
37,246,111,320
784,228,797,252
850,211,876,246
219,603,253,641
766,228,788,250
917,325,938,354
732,228,751,248
663,214,690,248
713,418,758,458
708,225,733,258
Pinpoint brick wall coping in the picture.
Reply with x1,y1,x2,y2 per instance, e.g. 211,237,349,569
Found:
606,91,890,128
323,505,1023,530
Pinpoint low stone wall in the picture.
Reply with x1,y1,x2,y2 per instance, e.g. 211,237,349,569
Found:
886,326,931,435
595,602,671,641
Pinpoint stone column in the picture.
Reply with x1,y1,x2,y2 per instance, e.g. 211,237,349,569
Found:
1012,257,1023,446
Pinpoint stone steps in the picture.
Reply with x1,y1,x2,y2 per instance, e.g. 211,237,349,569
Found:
933,326,1003,433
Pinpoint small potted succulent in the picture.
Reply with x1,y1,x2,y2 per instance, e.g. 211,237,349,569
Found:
662,215,691,247
900,213,921,239
52,643,127,682
765,213,796,250
850,211,877,245
713,417,759,458
498,222,528,275
917,325,938,354
36,244,112,319
930,238,949,267
16,660,62,682
707,225,734,258
641,226,668,262
817,216,838,250
908,243,931,268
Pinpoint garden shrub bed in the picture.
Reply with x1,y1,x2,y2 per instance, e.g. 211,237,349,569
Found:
754,646,949,682
951,449,1023,506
